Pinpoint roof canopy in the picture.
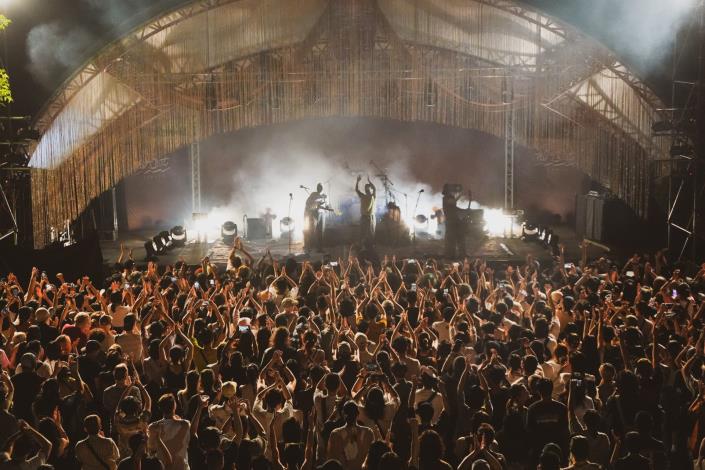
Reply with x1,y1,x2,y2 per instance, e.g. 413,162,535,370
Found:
29,0,669,246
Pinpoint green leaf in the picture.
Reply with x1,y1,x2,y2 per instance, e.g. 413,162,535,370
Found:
0,68,12,104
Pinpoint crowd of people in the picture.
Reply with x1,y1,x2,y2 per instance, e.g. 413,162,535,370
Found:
1,237,704,470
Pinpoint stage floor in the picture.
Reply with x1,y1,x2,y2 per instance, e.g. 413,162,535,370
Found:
100,225,597,269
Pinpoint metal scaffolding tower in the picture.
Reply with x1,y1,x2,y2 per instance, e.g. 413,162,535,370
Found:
504,76,515,211
661,0,705,261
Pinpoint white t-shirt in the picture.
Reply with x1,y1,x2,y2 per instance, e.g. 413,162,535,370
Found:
415,388,444,423
148,418,190,470
109,304,130,329
252,399,298,439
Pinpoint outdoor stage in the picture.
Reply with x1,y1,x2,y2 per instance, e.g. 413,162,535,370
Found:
100,224,596,269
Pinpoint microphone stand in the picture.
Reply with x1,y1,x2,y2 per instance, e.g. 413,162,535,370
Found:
287,193,293,255
413,190,423,249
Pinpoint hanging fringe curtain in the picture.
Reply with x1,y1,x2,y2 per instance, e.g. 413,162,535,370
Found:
29,0,668,247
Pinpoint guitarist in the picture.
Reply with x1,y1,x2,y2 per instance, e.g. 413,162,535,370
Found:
304,183,330,252
442,184,470,258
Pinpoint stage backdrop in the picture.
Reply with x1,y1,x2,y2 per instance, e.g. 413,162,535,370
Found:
28,0,670,247
121,118,589,233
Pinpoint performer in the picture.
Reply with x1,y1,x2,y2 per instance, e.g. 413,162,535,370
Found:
355,175,377,245
442,184,470,258
304,183,328,252
262,208,277,239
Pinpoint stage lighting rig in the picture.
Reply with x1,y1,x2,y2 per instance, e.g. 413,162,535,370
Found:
153,231,172,253
144,231,172,260
170,226,187,247
521,222,539,241
221,221,238,244
144,239,159,260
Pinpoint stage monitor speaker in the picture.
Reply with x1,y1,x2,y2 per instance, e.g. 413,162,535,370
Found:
576,193,604,242
246,218,266,240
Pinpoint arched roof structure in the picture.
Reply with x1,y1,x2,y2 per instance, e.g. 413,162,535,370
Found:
29,0,669,246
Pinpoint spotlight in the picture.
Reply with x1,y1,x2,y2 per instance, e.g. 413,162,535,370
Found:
153,231,172,254
221,221,238,244
144,239,160,260
483,209,513,237
414,214,428,226
170,225,187,247
521,222,539,241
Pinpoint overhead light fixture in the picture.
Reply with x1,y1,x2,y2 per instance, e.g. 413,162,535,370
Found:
221,221,238,244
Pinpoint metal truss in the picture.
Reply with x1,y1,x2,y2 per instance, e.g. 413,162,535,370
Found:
504,75,515,211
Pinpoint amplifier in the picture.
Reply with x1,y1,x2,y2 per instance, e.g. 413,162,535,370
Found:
246,218,266,240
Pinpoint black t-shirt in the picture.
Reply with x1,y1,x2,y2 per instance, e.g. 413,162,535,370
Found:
38,323,59,347
78,356,102,397
526,399,569,454
11,372,43,424
614,453,651,470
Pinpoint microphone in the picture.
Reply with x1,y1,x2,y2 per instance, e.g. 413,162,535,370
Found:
289,193,293,198
418,189,425,193
299,185,309,190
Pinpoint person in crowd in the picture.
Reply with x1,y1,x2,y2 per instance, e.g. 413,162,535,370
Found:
327,400,374,469
75,415,120,470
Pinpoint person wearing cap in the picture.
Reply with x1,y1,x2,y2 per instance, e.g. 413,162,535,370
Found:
327,401,373,470
10,353,43,424
207,381,243,439
33,307,58,349
14,341,51,379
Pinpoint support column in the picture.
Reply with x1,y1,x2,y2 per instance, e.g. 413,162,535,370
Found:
111,186,119,241
504,75,515,211
191,141,202,215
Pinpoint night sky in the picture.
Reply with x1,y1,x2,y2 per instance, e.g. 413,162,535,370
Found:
0,0,694,119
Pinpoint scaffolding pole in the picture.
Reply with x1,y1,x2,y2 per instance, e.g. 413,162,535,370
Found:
504,76,515,211
191,141,202,215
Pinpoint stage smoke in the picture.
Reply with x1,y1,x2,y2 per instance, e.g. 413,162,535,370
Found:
553,0,695,71
26,22,97,88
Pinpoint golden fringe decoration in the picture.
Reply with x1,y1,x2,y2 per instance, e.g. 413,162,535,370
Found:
29,0,667,247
